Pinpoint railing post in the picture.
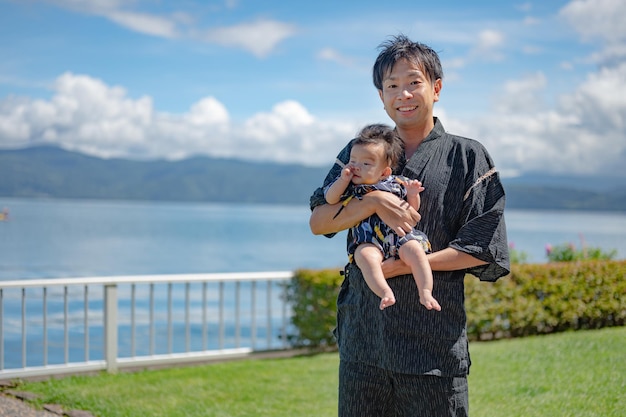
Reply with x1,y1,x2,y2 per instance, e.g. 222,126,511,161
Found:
104,283,118,373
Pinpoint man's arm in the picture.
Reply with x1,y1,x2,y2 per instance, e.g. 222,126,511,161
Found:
310,190,421,236
309,199,371,235
427,247,488,271
381,247,488,278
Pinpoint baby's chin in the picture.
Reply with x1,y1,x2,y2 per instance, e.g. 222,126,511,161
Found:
352,178,375,185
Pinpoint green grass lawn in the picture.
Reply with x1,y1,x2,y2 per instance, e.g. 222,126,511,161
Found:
17,327,626,417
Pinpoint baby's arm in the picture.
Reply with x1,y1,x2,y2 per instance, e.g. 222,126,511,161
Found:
325,166,354,204
403,179,425,211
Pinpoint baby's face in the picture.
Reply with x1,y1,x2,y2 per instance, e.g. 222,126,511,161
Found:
348,143,390,185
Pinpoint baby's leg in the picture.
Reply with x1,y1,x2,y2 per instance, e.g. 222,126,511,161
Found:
354,243,396,310
398,242,441,311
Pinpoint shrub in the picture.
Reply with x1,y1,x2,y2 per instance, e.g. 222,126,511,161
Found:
546,241,617,262
508,242,528,264
286,261,626,346
283,268,343,349
465,260,626,341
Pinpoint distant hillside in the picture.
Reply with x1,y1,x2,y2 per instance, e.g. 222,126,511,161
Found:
0,146,327,205
1,146,625,211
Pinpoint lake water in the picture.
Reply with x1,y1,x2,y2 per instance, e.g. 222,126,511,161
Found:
1,198,625,369
1,197,625,280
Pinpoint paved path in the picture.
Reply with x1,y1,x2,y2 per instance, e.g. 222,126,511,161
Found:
0,393,58,417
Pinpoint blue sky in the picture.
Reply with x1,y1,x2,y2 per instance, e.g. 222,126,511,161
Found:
1,0,625,178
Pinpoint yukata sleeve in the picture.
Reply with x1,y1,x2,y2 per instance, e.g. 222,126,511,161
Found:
449,148,510,282
309,141,353,211
309,141,354,238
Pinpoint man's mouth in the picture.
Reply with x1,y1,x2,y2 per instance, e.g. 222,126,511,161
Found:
398,106,417,112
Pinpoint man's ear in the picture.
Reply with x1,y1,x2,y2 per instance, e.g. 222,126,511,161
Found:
433,78,442,102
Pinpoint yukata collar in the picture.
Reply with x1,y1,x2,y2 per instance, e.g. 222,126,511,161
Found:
395,118,444,176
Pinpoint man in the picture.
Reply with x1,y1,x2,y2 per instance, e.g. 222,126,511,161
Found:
309,34,510,417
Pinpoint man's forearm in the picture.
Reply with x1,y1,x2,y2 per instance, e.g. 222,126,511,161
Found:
309,198,374,235
427,247,488,271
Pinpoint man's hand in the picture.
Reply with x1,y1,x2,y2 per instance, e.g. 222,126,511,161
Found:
365,190,420,236
381,257,411,279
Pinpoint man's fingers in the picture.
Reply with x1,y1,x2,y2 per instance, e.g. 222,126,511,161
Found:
396,221,415,237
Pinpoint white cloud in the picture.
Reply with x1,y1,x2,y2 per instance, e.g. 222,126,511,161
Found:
478,29,505,50
41,0,296,57
560,0,626,43
200,19,297,58
522,16,541,26
317,48,356,67
560,0,626,66
0,73,357,165
186,97,229,127
495,72,547,113
464,63,626,177
2,65,625,177
463,29,506,63
433,0,626,178
106,10,180,38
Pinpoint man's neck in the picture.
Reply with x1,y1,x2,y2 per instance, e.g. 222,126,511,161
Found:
397,119,435,159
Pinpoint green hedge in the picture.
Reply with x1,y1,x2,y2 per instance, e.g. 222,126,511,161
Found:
466,260,626,340
287,260,626,347
283,268,343,348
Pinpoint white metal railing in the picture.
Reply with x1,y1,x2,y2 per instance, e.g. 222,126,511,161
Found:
0,271,295,380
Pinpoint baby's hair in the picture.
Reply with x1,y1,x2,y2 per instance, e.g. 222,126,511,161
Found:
354,124,404,169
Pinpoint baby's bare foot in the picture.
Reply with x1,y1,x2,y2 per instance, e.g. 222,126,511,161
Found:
380,292,396,310
420,292,441,311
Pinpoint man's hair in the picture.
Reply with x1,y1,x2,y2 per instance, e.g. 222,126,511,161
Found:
354,124,404,169
372,34,443,90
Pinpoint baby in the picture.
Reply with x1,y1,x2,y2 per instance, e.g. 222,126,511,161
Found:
325,124,440,311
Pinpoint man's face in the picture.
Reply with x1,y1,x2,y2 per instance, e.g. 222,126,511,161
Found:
378,58,442,131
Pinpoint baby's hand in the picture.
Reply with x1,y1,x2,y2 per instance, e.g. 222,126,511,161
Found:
404,179,424,195
341,165,355,181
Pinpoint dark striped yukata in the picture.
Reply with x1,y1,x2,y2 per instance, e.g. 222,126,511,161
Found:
310,118,510,416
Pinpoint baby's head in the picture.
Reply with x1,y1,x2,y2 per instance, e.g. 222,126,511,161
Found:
349,124,404,185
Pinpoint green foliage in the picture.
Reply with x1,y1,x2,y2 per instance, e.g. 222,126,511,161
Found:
546,242,617,262
465,260,626,341
283,268,343,348
508,242,529,264
287,261,626,346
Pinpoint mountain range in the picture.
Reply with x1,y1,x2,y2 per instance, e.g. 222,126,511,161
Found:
1,146,625,211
